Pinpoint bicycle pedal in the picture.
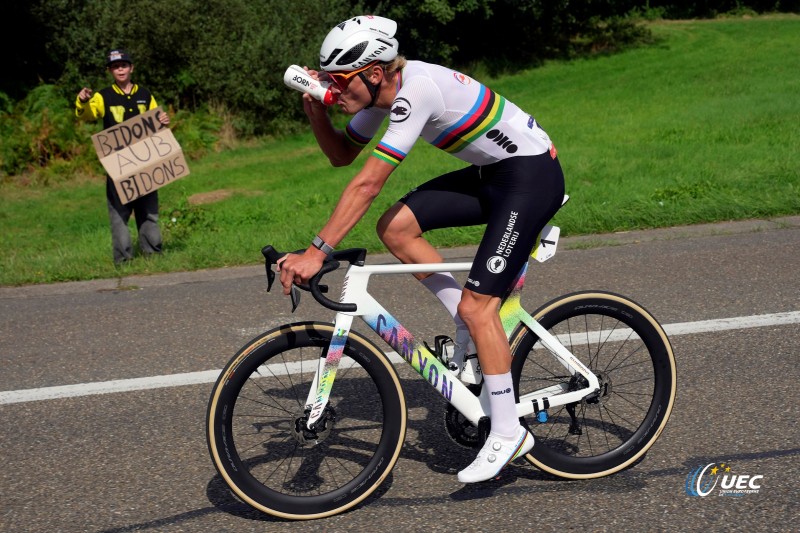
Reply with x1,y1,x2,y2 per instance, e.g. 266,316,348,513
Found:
425,335,454,364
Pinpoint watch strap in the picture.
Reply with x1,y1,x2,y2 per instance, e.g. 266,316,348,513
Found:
311,235,334,255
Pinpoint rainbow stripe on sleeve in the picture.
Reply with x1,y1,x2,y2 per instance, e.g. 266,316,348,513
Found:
431,85,505,154
372,142,407,166
345,123,372,148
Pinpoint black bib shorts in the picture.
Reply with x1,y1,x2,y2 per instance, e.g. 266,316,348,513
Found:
399,152,565,296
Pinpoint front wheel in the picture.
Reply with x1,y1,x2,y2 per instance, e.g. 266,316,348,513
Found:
206,322,407,519
510,291,676,478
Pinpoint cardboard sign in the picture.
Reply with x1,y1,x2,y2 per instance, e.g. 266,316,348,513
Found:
91,107,189,204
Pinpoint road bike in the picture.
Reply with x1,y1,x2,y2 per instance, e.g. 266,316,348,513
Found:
206,223,677,520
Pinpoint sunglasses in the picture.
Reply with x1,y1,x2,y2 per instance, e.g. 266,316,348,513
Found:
327,62,379,91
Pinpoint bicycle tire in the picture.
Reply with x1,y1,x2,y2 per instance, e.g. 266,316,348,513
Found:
207,321,407,519
509,291,676,478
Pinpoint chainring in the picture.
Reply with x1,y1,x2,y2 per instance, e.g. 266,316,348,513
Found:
443,383,483,448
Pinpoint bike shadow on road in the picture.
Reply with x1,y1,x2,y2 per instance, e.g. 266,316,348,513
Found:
103,446,799,529
391,378,654,502
201,374,781,521
200,469,397,523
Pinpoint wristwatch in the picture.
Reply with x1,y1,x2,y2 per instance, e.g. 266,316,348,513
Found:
311,235,334,255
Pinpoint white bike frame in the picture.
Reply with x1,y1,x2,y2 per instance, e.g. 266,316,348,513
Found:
303,230,600,429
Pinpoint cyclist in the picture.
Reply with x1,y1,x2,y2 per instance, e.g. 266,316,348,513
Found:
278,15,565,483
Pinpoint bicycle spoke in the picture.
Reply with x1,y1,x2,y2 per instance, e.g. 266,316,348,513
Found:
611,389,652,397
237,391,293,415
610,390,649,412
254,362,303,412
512,293,674,473
603,343,646,374
601,403,642,429
597,404,612,451
527,349,569,382
580,404,593,456
614,376,655,388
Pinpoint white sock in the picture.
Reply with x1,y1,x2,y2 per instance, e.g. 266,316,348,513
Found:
420,272,462,319
420,273,475,362
451,325,471,368
483,372,519,439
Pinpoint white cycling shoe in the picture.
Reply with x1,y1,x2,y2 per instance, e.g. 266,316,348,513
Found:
457,426,534,483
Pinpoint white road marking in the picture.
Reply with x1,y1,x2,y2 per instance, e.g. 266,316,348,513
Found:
1,311,798,405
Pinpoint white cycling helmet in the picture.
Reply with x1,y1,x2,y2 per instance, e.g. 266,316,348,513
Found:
320,15,399,72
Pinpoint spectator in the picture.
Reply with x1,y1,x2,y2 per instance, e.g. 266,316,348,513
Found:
75,49,170,264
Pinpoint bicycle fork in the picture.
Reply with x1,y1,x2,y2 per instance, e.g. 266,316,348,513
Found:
304,314,354,429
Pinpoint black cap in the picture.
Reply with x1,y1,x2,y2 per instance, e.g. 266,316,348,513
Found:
107,49,132,66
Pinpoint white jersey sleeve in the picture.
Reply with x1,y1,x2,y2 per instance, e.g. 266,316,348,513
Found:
371,74,445,165
347,61,555,168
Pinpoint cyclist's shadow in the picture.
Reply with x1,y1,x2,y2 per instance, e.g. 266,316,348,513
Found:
203,374,509,519
205,468,396,522
205,374,564,519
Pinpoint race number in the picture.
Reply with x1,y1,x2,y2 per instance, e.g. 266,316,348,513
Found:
531,225,560,263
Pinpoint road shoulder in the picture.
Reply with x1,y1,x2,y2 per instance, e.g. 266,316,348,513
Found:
3,215,798,299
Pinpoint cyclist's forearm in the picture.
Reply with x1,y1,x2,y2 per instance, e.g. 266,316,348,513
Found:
315,130,360,167
317,159,393,247
319,178,379,246
313,126,354,166
307,108,360,166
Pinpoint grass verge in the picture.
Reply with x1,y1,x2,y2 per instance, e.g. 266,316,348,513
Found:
1,15,798,286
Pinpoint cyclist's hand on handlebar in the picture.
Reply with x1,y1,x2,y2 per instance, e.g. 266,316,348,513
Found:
276,248,326,295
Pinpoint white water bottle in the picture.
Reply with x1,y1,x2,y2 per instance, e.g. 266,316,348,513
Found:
283,65,337,105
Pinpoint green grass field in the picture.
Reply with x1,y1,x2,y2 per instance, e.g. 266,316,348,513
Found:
1,15,798,286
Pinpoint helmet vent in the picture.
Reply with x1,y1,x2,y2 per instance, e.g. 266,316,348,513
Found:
320,48,341,68
337,41,368,65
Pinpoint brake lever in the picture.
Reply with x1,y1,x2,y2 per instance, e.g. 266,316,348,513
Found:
290,285,301,313
266,264,276,292
267,263,302,312
261,245,329,312
264,247,304,294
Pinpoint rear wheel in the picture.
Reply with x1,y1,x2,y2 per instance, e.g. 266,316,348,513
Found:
207,322,406,519
510,291,676,478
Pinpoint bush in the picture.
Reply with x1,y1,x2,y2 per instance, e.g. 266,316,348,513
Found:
4,1,797,184
0,85,99,183
22,0,659,137
170,105,226,159
29,0,361,137
0,86,227,185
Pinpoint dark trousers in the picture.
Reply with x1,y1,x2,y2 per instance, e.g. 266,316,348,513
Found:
106,177,162,263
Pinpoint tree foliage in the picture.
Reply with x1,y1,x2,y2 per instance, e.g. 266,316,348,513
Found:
26,0,361,135
1,0,797,179
9,0,799,132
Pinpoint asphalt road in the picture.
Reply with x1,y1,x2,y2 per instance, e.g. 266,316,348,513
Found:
1,217,798,532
